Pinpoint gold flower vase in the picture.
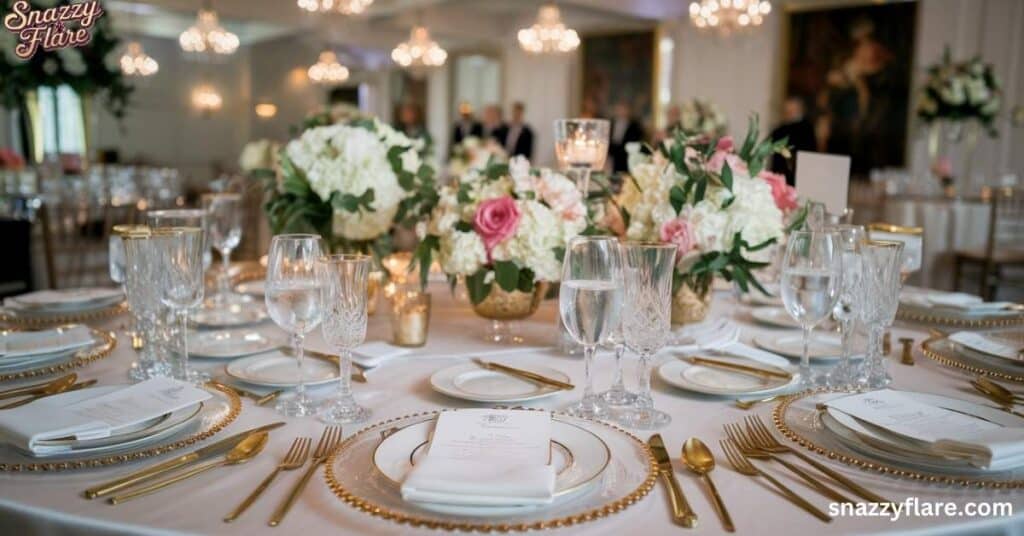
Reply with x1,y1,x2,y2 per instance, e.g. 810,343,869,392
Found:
671,283,712,326
471,282,549,344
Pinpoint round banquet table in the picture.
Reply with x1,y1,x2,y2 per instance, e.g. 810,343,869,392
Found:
1,283,1023,536
881,195,991,291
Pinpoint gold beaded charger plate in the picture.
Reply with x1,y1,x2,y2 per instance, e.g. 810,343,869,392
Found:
0,329,116,383
921,333,1024,384
0,300,127,329
896,294,1024,329
773,389,1024,488
0,383,240,472
324,409,658,531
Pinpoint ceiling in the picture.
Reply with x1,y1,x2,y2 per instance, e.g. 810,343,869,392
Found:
106,0,668,53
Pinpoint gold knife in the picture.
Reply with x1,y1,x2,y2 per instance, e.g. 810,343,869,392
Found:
0,373,77,400
83,422,286,499
281,347,367,383
472,358,574,390
686,356,792,380
648,433,697,528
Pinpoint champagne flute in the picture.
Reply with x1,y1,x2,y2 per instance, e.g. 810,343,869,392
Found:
120,228,171,381
780,230,842,389
560,236,623,420
616,242,676,429
265,234,324,417
202,193,244,305
317,254,371,424
857,240,905,389
826,224,865,388
153,227,207,384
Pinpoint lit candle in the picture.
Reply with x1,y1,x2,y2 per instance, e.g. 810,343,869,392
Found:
391,290,430,347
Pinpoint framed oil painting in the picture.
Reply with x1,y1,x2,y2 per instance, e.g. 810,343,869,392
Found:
784,2,917,177
580,30,655,125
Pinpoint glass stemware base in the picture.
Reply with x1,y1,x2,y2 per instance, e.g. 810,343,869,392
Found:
319,396,370,424
599,386,637,406
615,402,671,430
564,396,608,421
275,394,317,417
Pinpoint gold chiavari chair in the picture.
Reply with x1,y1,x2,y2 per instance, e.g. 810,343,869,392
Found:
953,187,1024,300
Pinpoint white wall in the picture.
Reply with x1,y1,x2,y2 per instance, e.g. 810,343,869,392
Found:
503,46,578,167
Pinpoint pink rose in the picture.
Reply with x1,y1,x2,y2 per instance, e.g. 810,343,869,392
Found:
758,170,798,212
660,217,695,257
474,196,521,253
715,136,735,152
707,150,748,175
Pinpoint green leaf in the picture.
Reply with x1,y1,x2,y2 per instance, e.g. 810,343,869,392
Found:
454,221,473,232
517,267,536,293
493,261,520,292
553,246,566,264
720,160,733,191
669,185,686,214
465,270,493,306
694,178,707,203
412,235,440,288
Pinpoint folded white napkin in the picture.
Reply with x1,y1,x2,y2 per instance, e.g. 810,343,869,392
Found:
0,377,210,455
0,325,94,360
352,341,411,368
6,288,122,310
671,317,739,352
901,290,1014,314
950,332,1021,360
400,409,556,507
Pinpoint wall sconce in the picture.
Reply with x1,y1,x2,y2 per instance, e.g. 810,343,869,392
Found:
255,102,278,118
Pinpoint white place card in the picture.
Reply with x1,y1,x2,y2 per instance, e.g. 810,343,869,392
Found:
795,151,850,215
425,409,551,465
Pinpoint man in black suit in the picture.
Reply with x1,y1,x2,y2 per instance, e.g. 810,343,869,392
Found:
504,102,534,159
482,105,507,147
609,101,644,174
770,96,817,186
452,101,483,145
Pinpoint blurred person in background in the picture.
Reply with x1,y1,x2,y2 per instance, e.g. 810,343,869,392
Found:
452,101,482,145
504,102,534,159
769,96,816,186
609,101,643,174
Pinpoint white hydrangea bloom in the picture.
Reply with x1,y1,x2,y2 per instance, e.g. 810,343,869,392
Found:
439,230,487,276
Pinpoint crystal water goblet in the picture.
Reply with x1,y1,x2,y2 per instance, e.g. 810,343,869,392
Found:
202,193,244,305
857,240,905,389
825,224,865,388
317,254,371,424
153,226,207,384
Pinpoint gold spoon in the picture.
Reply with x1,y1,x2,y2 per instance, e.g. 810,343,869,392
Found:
109,432,269,504
976,377,1024,404
969,380,1024,418
734,394,783,410
682,437,734,532
0,374,78,410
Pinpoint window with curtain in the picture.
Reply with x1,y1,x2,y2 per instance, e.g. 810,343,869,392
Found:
38,85,85,156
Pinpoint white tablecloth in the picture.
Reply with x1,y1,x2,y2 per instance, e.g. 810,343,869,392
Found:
883,196,991,291
1,285,1023,536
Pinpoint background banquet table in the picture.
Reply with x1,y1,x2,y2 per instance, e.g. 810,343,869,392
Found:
1,283,1023,535
882,195,991,291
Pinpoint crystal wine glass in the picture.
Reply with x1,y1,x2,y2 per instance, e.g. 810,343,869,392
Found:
616,242,676,429
559,235,623,420
825,224,865,388
317,254,371,424
265,234,324,417
152,226,207,384
554,118,609,195
120,229,171,381
147,208,212,271
780,230,842,389
202,193,244,305
599,325,637,407
857,240,905,389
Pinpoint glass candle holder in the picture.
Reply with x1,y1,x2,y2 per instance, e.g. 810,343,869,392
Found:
368,271,383,315
391,289,431,347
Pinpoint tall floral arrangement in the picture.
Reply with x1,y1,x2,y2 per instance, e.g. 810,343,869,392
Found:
617,117,799,298
916,47,1001,136
0,0,133,118
447,136,507,179
260,117,438,257
413,156,587,304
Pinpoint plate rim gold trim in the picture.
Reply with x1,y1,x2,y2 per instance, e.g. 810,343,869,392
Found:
897,305,1024,328
0,301,127,329
0,383,241,472
921,334,1024,384
324,408,658,532
772,388,1024,488
0,328,117,382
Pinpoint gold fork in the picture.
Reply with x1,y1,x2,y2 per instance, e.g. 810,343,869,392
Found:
719,439,831,523
267,426,342,527
744,415,889,503
724,422,854,504
734,394,785,410
223,436,312,523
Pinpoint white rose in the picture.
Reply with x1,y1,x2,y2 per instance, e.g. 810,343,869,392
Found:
400,149,420,174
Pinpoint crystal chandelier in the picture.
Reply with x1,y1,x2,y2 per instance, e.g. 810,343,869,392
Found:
518,3,579,54
391,26,447,72
192,85,223,114
179,7,239,55
308,50,350,85
296,0,373,15
120,41,159,77
689,0,772,33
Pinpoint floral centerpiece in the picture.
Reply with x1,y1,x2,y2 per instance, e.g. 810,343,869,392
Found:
616,117,800,324
675,98,728,138
260,117,438,257
413,156,587,320
916,47,1001,136
447,136,507,179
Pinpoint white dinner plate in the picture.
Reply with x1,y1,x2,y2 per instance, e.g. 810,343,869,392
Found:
192,303,269,328
372,414,610,516
16,386,204,458
189,329,285,359
234,280,266,297
749,307,801,329
0,325,95,360
429,363,570,403
658,355,799,396
226,353,338,388
822,391,1024,474
753,334,862,362
8,288,123,312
